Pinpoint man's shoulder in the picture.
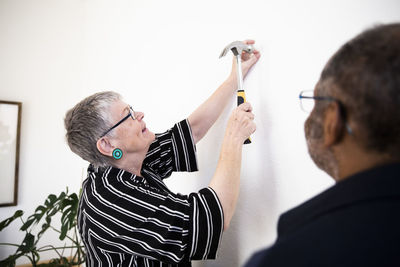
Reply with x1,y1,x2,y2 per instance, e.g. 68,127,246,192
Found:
257,164,400,266
246,199,400,266
278,163,400,234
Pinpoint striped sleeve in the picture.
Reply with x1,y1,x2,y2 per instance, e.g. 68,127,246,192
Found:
187,187,224,260
143,119,198,179
79,168,224,264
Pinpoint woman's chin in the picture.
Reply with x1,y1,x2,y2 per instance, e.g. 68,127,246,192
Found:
144,129,155,141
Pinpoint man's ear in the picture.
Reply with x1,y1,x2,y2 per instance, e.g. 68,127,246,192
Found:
323,102,345,147
96,137,114,157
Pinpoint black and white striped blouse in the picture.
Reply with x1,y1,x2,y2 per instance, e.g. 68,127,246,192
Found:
77,119,224,267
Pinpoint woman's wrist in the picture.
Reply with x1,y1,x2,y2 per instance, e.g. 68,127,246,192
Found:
225,74,237,92
222,133,244,149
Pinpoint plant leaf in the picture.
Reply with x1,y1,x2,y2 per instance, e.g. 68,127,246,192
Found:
59,223,68,240
44,194,57,208
0,188,86,266
0,210,23,232
17,233,35,254
33,205,48,222
20,217,36,231
59,193,79,240
37,222,50,239
0,253,22,267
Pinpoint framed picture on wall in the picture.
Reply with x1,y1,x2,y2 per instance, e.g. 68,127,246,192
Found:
0,100,22,207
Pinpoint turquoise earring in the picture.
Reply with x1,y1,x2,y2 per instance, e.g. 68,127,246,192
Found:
112,148,123,160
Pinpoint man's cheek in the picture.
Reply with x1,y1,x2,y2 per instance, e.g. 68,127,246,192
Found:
305,113,324,140
304,115,315,140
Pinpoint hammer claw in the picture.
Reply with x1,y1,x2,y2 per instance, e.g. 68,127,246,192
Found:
219,41,254,58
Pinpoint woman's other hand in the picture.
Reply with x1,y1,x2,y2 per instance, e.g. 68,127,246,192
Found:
230,40,261,80
225,102,256,144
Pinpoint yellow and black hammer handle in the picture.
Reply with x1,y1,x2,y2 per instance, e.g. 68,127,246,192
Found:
237,89,252,144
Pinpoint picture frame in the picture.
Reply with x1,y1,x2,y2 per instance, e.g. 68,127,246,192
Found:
0,100,22,207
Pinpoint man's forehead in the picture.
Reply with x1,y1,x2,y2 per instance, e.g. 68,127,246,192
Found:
314,79,333,95
313,81,322,94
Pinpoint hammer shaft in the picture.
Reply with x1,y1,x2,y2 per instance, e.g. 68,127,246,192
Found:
235,54,252,144
235,55,244,91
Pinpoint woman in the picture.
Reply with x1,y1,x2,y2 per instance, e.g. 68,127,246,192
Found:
64,40,260,266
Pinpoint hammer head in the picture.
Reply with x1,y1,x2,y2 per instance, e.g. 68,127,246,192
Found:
219,41,254,58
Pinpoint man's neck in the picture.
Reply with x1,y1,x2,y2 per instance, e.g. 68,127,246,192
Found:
335,143,395,182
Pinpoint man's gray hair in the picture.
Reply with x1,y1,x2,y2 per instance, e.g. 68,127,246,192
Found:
64,91,121,168
319,23,400,158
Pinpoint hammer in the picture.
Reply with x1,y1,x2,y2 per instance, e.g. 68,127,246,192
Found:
220,41,255,144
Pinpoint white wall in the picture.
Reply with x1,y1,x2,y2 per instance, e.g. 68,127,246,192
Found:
0,0,399,266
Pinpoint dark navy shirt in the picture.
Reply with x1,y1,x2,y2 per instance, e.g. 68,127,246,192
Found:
245,163,400,267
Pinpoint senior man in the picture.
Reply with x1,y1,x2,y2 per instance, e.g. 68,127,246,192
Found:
245,23,400,266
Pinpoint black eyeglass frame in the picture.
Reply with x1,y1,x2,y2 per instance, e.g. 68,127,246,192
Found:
299,90,338,109
100,105,136,138
299,90,353,135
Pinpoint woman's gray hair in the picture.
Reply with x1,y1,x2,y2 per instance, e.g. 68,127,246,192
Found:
64,91,121,168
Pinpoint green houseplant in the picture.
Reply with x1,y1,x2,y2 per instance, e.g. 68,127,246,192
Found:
0,188,85,267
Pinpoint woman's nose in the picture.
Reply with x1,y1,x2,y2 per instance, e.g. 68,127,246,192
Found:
135,111,144,121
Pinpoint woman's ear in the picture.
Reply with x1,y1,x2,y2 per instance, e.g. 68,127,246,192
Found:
323,102,345,147
96,137,114,157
